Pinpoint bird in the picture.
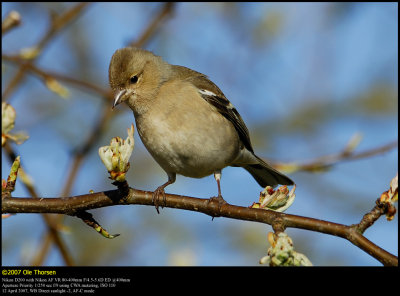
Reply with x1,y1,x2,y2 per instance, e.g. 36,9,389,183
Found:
108,47,294,213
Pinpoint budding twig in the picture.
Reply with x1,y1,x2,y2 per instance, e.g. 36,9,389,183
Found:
2,185,397,266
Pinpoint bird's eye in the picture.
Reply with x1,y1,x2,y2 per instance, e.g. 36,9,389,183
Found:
130,76,138,84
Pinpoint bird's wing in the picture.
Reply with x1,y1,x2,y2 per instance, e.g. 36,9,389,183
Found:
173,65,254,153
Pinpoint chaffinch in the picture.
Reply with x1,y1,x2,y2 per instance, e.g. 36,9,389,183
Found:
109,47,294,212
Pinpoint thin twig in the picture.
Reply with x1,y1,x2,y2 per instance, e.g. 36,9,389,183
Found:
61,105,113,197
3,143,74,266
273,140,398,173
2,3,89,101
2,54,111,99
36,3,90,51
2,10,21,35
129,3,175,48
354,199,388,234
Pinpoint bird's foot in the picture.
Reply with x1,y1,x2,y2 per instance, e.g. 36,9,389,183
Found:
209,194,227,207
207,194,227,220
152,186,167,214
151,178,174,214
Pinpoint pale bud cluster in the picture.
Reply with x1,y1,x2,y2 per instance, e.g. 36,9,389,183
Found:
379,173,398,221
98,124,135,182
2,102,29,146
260,232,312,266
251,185,296,212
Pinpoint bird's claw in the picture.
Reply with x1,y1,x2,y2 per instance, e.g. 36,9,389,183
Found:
207,194,227,220
152,186,167,214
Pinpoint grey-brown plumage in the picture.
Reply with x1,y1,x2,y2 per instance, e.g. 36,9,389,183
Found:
109,47,293,211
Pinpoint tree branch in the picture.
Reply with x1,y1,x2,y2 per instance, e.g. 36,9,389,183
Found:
2,186,397,266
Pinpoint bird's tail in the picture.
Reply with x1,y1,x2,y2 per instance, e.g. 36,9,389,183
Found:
243,155,294,188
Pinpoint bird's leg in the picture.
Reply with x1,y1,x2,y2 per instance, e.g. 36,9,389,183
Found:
215,170,222,197
152,173,175,214
214,170,227,202
208,170,227,217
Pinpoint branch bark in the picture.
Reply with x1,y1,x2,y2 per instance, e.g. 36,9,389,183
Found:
2,187,397,266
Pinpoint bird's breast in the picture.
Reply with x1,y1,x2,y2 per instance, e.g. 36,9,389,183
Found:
135,102,240,178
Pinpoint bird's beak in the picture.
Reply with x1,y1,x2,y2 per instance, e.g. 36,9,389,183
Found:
112,89,127,109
